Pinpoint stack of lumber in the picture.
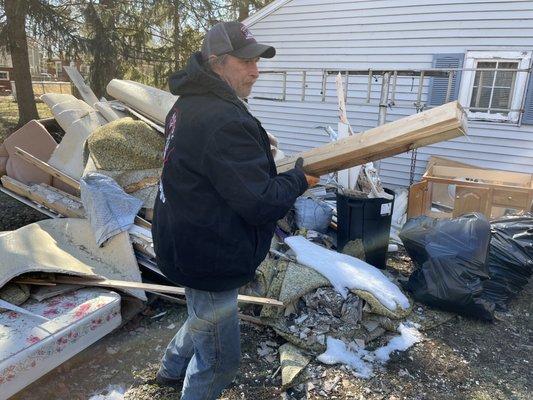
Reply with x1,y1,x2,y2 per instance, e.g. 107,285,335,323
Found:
276,101,467,175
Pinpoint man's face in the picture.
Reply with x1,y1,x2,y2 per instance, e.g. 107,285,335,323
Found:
212,55,260,98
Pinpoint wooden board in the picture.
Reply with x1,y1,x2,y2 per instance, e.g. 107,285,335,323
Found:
276,101,467,176
1,176,85,218
14,146,81,191
123,175,159,193
0,186,59,218
18,276,284,308
424,156,477,177
63,66,99,107
431,165,532,187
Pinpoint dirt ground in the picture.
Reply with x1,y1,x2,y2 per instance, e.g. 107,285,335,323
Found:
2,197,531,400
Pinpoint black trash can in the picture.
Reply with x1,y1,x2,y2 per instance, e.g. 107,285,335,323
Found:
336,188,395,269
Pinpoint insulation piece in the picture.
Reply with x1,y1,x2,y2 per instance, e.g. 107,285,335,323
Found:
48,111,106,180
40,93,76,109
51,100,94,131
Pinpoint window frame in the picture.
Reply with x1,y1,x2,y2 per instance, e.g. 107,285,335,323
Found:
458,51,532,124
0,71,9,81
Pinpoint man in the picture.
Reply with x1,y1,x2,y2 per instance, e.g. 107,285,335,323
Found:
152,21,319,399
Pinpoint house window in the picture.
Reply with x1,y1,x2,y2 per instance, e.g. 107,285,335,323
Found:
458,51,532,123
0,71,9,80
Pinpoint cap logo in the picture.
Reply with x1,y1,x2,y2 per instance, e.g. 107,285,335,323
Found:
241,25,254,40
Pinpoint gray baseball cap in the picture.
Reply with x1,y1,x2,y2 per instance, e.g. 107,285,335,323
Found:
201,21,276,60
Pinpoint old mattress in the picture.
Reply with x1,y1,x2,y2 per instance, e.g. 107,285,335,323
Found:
0,288,121,399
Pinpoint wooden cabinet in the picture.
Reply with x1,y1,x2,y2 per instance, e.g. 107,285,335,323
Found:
408,163,533,219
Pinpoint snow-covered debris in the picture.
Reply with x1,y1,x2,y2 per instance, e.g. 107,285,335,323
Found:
317,336,374,379
284,236,410,312
317,323,423,378
374,323,423,362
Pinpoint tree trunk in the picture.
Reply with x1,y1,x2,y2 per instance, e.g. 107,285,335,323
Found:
238,1,250,21
87,0,119,98
4,0,39,127
172,0,181,70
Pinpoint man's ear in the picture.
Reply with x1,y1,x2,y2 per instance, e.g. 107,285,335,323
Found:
208,55,221,73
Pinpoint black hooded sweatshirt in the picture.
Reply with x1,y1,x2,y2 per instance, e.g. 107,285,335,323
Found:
152,52,308,292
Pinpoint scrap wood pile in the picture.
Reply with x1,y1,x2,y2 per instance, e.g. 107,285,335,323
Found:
1,66,529,395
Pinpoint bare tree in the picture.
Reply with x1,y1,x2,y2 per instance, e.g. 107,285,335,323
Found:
1,1,39,125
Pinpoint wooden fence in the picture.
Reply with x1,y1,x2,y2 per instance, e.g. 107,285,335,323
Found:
10,81,73,100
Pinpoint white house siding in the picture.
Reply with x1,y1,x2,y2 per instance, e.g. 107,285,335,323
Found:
246,0,533,188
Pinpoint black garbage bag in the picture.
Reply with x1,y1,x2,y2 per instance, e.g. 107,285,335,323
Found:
400,213,495,320
482,215,533,311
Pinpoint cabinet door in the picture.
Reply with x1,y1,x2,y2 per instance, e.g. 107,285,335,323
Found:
453,185,490,218
407,180,429,218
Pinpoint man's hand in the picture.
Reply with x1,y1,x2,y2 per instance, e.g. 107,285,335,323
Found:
305,174,320,187
295,157,320,187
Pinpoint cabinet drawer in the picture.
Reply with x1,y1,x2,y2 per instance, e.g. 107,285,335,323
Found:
492,189,530,209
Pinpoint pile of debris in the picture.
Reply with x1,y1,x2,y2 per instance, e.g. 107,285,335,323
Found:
0,69,419,397
1,65,530,399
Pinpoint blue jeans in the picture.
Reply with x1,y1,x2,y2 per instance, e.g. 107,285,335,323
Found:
158,287,241,400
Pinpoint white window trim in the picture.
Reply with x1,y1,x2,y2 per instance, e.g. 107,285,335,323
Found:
458,50,532,123
0,71,9,81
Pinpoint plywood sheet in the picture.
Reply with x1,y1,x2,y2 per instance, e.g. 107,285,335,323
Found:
407,180,429,219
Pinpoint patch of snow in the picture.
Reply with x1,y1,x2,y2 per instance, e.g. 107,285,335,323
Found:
317,336,374,379
89,385,126,400
317,323,423,378
374,323,423,362
284,236,410,311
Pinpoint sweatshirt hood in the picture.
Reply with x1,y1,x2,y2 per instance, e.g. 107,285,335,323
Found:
168,52,242,106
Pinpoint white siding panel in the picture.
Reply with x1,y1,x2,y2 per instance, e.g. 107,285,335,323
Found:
248,0,533,187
